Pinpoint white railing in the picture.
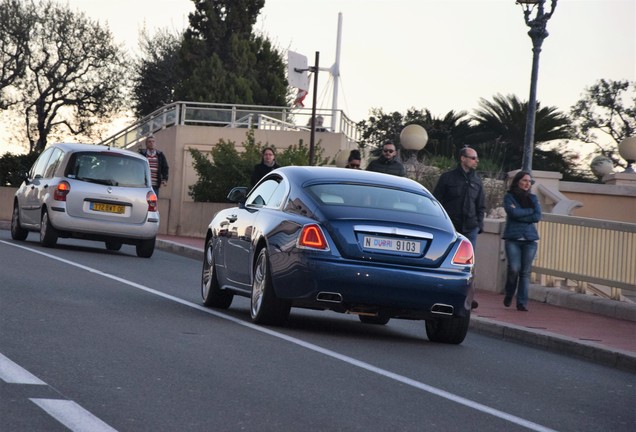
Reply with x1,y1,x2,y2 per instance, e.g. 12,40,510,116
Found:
533,213,636,299
99,101,361,149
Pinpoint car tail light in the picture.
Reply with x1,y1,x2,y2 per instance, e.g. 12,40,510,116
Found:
53,181,70,201
452,239,474,265
147,191,158,212
298,224,329,250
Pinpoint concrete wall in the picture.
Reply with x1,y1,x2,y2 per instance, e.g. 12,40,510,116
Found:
1,187,17,221
474,219,506,293
560,181,636,223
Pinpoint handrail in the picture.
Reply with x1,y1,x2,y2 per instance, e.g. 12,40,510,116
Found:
536,183,583,215
99,101,361,149
533,213,636,297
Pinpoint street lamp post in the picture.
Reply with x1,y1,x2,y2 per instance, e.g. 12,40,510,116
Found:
516,0,557,173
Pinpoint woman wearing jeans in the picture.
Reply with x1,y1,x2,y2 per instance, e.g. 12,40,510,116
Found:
502,171,542,311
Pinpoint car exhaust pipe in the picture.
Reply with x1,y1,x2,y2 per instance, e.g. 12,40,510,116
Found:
316,292,343,303
431,303,454,315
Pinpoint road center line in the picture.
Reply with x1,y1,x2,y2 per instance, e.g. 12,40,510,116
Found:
2,240,558,432
30,399,118,432
0,352,46,385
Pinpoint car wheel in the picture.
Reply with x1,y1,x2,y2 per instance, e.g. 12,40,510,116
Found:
250,248,290,325
425,312,470,345
136,238,155,258
201,238,233,309
11,205,28,241
359,314,390,325
105,241,122,251
40,209,58,248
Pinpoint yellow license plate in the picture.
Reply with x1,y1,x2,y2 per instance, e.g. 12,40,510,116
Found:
92,202,125,214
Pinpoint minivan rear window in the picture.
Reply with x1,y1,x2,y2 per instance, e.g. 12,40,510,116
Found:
66,152,148,187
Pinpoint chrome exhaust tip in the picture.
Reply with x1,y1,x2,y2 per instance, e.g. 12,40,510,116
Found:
316,292,343,303
431,303,454,315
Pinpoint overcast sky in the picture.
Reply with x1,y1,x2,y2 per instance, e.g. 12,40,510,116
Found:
1,0,634,154
65,0,634,119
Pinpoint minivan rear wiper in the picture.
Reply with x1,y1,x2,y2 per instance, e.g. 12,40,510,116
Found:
76,176,117,186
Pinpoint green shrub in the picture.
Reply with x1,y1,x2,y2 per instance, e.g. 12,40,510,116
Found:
188,130,327,202
0,152,39,186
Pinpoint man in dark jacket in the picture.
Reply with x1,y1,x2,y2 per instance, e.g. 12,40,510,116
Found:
139,135,169,196
366,141,406,177
433,146,486,247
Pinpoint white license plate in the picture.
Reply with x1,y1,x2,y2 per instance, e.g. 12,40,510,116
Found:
363,236,421,254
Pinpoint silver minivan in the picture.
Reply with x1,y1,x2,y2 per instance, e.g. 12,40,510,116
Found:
11,143,160,257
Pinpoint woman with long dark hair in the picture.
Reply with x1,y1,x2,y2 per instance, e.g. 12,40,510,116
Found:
502,171,542,311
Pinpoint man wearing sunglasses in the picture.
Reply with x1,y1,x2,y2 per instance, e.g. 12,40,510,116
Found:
433,146,486,248
366,141,406,177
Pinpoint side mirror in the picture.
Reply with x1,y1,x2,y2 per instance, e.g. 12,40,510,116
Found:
227,186,247,203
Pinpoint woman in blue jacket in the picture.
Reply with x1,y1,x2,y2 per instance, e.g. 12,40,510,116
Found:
502,171,542,311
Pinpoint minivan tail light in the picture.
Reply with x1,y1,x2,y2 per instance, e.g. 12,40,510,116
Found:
452,239,474,265
53,181,70,201
297,224,329,250
147,191,158,212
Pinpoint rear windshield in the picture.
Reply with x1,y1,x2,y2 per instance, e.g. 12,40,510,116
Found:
65,152,148,187
306,183,445,217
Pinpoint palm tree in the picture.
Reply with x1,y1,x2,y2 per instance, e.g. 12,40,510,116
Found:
357,108,474,161
471,94,572,172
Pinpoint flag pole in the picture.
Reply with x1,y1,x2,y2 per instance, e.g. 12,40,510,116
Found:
330,12,342,132
309,51,320,166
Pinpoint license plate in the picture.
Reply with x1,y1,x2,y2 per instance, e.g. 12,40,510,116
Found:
91,202,125,214
363,236,421,254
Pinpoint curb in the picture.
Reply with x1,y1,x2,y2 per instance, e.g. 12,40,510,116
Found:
529,285,636,322
156,238,204,261
470,317,636,373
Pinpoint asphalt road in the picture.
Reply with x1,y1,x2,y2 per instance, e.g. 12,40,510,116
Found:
1,231,635,432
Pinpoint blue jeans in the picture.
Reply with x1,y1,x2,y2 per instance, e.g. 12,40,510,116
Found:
504,240,538,307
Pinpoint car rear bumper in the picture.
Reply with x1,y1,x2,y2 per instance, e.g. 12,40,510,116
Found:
49,208,159,240
271,255,474,318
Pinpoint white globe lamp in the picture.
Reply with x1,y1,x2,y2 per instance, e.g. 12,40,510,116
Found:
618,136,636,173
400,124,428,151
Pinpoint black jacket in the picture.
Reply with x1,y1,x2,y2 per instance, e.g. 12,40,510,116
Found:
139,149,169,186
366,156,406,177
251,162,280,186
432,165,486,234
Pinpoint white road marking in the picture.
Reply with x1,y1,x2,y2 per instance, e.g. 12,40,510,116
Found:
0,351,118,431
1,240,558,432
0,352,46,385
30,399,117,432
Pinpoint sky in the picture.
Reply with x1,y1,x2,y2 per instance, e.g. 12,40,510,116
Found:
2,0,634,155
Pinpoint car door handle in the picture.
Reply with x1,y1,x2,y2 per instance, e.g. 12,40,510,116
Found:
226,215,238,223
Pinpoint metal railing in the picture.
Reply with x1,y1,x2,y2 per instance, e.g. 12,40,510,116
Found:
99,101,362,150
533,213,636,299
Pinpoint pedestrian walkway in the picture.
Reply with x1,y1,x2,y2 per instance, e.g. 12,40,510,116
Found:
157,234,636,372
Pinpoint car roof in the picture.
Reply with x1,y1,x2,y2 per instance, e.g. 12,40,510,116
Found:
49,142,145,160
274,166,430,194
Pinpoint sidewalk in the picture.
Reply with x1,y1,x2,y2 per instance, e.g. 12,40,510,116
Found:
157,234,636,372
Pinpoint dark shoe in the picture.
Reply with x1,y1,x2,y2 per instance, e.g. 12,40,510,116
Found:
503,296,512,307
471,300,479,310
517,305,528,311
